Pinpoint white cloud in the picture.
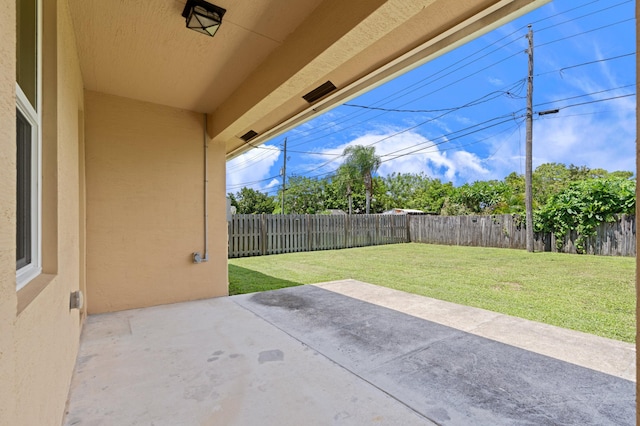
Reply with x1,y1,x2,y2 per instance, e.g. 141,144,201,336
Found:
478,100,636,180
533,108,635,173
294,88,635,187
226,144,281,193
264,178,280,190
488,77,504,86
302,128,491,185
233,2,636,190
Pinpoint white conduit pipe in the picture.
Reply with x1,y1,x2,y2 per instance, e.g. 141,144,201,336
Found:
193,113,209,263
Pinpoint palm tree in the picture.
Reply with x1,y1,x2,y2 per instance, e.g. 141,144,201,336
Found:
335,163,357,214
343,145,381,214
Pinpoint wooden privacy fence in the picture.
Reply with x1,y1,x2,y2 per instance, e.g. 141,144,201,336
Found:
409,214,636,256
229,213,636,258
409,214,545,251
228,214,408,258
551,214,636,256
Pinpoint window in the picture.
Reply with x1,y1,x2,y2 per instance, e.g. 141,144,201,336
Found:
16,0,41,289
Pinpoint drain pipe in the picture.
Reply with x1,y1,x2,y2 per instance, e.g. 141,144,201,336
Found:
193,113,209,264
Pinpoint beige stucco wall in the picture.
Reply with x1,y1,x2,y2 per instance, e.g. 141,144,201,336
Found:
0,0,85,424
85,91,228,314
0,0,18,423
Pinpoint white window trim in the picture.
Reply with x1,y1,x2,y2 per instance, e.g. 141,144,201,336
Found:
16,0,42,291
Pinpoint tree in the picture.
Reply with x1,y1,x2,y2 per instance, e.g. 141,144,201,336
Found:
334,163,358,214
342,145,381,214
532,163,634,207
381,172,452,213
228,187,276,214
278,175,327,214
500,172,525,214
442,180,510,215
535,177,636,253
381,172,422,209
532,163,571,207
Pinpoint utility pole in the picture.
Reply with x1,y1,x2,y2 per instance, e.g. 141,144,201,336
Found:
281,138,287,214
525,25,534,253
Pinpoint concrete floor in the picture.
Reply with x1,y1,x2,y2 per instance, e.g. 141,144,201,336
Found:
64,280,635,425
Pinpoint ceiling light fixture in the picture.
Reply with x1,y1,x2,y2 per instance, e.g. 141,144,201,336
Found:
182,0,226,37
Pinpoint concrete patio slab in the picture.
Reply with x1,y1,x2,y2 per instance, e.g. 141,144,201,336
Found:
64,280,635,425
64,295,432,426
314,279,636,382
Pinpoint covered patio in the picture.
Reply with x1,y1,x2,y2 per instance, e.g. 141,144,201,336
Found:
64,280,635,425
3,1,638,424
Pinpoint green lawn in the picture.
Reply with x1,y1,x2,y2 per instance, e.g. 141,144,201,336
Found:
229,243,636,343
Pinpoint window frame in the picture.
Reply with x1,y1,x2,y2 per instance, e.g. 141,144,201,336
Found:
15,0,42,291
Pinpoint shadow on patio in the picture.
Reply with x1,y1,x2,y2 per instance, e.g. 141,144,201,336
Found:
64,280,635,425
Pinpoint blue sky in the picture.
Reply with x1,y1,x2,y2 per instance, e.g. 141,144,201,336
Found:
227,0,636,195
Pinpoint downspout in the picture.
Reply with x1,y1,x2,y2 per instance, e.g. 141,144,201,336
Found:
193,113,209,263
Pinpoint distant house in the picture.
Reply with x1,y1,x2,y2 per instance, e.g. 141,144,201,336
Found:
382,208,426,215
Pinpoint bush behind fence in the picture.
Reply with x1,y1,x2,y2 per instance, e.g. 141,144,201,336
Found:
408,214,635,256
228,214,635,258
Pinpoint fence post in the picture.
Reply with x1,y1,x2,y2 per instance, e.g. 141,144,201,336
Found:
307,214,312,252
260,214,267,255
345,215,350,248
374,215,378,245
406,215,411,242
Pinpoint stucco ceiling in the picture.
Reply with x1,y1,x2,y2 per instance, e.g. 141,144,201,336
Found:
68,0,325,113
68,0,549,156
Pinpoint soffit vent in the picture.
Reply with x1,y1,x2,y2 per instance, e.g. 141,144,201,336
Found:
240,130,258,142
302,81,337,104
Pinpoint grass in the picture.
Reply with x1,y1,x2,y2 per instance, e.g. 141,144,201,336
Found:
229,243,636,343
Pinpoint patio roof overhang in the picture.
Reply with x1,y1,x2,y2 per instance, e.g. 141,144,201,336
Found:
68,0,550,159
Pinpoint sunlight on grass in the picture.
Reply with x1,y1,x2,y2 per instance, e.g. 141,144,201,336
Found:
229,243,636,343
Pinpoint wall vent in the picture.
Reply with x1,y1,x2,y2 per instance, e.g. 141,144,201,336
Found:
302,81,337,104
240,130,258,142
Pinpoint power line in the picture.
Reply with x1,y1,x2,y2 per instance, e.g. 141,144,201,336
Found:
350,35,526,112
380,116,520,163
537,17,634,48
231,83,634,183
530,0,600,25
343,86,524,113
226,174,281,190
286,82,528,175
227,2,634,191
285,87,633,179
387,0,628,114
236,75,633,164
287,1,631,148
536,0,632,32
485,119,526,162
544,92,635,110
299,92,633,174
225,1,632,159
534,86,635,108
536,52,635,77
286,38,528,149
226,148,279,173
286,28,529,146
